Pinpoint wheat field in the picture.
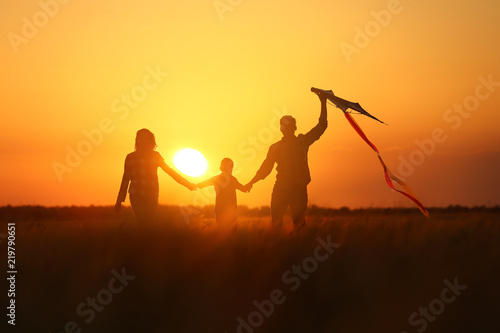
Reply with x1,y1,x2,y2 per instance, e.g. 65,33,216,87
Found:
1,205,499,333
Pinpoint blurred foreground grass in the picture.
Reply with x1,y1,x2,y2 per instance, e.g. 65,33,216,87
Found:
0,205,499,333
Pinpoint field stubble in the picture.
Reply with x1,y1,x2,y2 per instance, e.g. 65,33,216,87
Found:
0,205,499,333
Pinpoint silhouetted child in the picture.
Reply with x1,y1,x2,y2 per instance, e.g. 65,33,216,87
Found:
196,158,248,228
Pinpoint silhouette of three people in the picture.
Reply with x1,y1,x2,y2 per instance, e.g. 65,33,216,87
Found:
116,92,328,230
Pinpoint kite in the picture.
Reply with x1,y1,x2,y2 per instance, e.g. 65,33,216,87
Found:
311,87,429,218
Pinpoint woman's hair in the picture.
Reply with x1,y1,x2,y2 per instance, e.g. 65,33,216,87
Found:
135,128,157,151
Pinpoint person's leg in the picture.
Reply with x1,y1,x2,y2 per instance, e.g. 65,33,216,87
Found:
290,186,308,230
130,194,157,225
227,206,238,231
217,209,238,231
129,194,144,223
271,184,289,230
143,196,158,223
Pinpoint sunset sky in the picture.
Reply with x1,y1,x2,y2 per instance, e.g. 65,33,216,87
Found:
1,0,499,208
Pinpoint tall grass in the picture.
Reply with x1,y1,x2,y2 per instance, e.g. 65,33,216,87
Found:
1,206,499,333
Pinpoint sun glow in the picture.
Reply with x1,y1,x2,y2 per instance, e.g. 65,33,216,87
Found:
173,148,208,177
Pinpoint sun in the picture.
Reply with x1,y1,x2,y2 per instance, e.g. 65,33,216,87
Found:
173,148,208,177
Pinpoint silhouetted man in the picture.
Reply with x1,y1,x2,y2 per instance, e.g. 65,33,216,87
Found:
246,93,328,230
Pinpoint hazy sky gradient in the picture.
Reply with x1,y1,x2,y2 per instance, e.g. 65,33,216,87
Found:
1,0,499,208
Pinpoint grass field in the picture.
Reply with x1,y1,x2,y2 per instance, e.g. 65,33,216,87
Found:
1,205,499,333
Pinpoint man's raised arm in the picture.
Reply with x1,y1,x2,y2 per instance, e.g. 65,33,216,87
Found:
303,94,328,145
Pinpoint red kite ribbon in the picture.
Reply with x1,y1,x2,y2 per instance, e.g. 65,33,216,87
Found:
344,112,429,218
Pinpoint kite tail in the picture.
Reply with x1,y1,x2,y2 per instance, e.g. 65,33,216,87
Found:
344,112,429,218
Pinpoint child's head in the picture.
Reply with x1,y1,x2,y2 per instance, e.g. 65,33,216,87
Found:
220,158,234,174
135,128,157,152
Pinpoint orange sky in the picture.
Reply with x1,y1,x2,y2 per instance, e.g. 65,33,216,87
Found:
1,0,500,208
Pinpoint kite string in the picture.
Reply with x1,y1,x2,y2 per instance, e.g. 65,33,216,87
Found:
343,112,429,218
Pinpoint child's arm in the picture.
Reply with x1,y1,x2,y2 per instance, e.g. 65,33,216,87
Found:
235,178,249,193
196,178,215,189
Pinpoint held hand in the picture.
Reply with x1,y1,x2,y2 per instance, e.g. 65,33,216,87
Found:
242,183,253,193
187,182,197,191
114,201,121,214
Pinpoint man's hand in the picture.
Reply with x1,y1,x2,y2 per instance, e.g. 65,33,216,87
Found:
318,91,328,104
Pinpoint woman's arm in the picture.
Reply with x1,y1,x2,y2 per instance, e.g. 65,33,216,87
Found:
159,159,196,191
115,157,131,213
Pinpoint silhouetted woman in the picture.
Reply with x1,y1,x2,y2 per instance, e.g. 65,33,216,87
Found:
115,129,195,223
